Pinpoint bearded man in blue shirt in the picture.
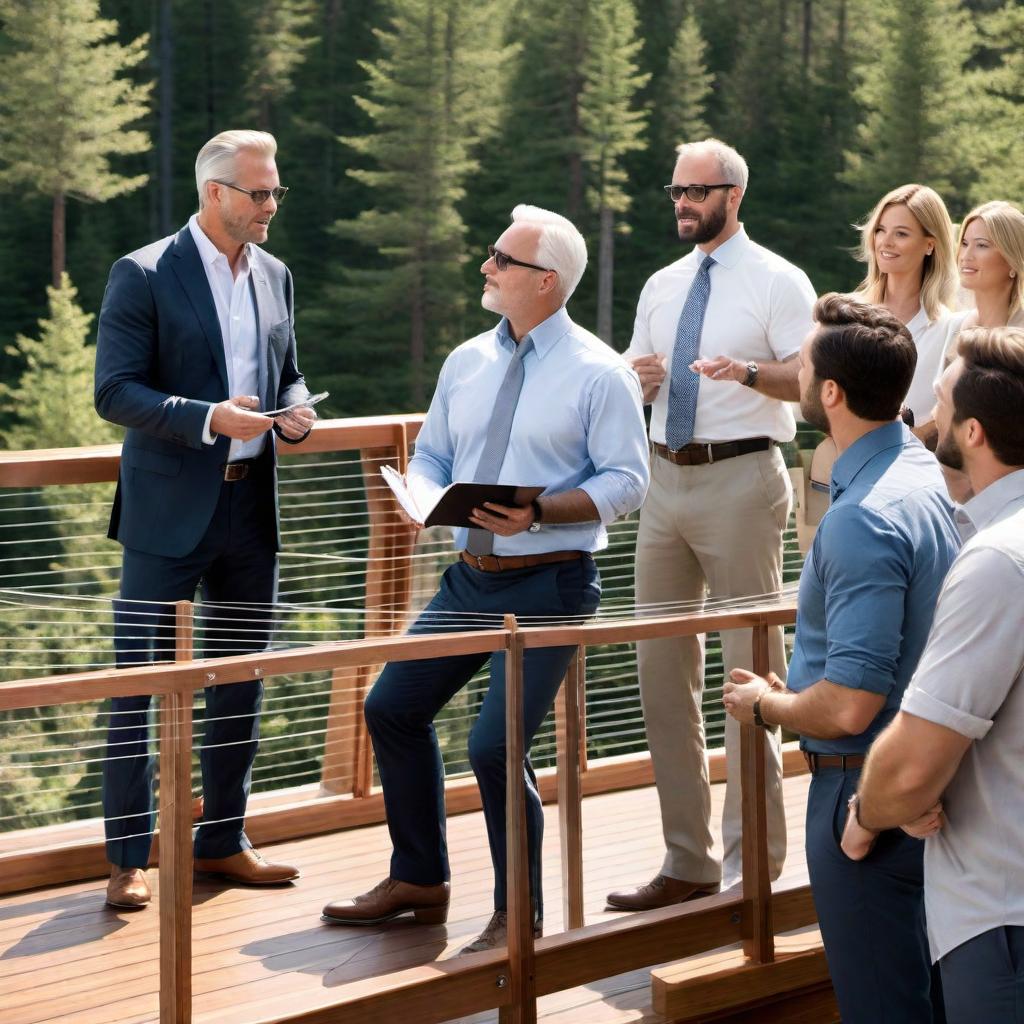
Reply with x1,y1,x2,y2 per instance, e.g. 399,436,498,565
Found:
723,293,960,1023
322,205,650,953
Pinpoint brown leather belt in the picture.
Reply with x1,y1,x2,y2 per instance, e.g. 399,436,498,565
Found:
652,437,775,466
222,457,261,481
803,751,867,774
460,550,587,573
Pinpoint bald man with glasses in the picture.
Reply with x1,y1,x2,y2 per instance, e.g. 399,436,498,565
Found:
607,137,816,912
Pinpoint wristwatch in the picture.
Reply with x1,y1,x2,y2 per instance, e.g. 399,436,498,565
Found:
752,688,769,728
528,498,543,533
743,361,759,388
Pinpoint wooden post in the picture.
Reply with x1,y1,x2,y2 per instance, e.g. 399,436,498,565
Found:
500,614,537,1024
160,600,195,1023
554,644,585,930
740,615,774,964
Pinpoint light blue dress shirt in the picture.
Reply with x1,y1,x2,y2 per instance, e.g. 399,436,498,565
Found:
409,307,650,554
787,422,961,754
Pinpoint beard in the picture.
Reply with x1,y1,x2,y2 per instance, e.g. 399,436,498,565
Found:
677,198,729,245
935,427,965,471
481,286,502,314
800,378,831,435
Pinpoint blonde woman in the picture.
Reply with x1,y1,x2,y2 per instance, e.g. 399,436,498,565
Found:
952,200,1024,333
855,183,958,428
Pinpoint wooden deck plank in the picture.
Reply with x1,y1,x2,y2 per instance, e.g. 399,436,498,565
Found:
0,777,811,1024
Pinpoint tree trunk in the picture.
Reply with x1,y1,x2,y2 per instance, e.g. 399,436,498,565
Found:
159,0,174,234
52,192,66,288
597,206,614,344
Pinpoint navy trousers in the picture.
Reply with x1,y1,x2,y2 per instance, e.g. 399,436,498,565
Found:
365,555,600,917
806,766,945,1024
102,456,278,868
940,926,1024,1023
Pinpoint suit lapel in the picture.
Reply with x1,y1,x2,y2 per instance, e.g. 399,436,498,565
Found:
249,248,273,410
168,225,229,395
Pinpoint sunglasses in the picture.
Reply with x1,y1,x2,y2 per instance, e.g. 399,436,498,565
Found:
213,180,289,204
663,183,735,203
487,244,553,273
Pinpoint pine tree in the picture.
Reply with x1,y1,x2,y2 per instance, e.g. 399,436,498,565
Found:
842,0,978,209
245,0,320,130
330,0,516,409
579,0,650,344
661,11,712,148
0,0,152,287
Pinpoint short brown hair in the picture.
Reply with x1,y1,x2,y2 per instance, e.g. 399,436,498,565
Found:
810,293,917,421
954,326,1024,466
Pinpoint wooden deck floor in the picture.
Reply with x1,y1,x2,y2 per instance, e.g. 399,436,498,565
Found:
0,775,811,1024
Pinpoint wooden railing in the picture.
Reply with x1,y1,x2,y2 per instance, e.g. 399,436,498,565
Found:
0,419,811,1023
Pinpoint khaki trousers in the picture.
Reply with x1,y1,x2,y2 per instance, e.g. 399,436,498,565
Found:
635,446,789,886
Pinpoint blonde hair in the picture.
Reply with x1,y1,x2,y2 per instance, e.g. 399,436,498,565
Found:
855,184,956,322
195,130,277,208
958,200,1024,320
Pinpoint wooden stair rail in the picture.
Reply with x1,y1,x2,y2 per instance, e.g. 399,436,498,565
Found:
554,644,585,930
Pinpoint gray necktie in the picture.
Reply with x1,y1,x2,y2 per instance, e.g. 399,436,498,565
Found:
465,335,534,555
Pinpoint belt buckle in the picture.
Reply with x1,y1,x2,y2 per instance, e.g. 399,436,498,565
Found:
706,443,714,465
224,462,249,481
474,554,487,571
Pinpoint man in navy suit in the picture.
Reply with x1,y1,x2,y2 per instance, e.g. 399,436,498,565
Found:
94,130,314,908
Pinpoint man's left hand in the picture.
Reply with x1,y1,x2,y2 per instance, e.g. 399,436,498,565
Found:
722,668,772,725
276,406,317,440
840,798,880,861
691,356,746,383
469,501,534,536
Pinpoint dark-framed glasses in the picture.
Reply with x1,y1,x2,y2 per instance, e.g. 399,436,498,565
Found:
487,244,553,273
213,180,289,204
663,183,735,203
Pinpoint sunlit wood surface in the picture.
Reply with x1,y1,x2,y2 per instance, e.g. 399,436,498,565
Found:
0,776,811,1024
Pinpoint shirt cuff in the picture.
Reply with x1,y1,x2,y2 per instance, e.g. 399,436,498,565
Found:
578,477,625,526
901,685,993,740
823,657,896,696
201,404,216,445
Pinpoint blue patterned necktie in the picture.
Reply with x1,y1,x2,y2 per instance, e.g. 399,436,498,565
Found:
465,335,535,555
665,255,716,450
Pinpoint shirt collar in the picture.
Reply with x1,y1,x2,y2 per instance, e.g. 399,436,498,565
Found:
959,468,1024,536
830,421,911,500
693,224,749,271
188,213,250,276
495,306,572,360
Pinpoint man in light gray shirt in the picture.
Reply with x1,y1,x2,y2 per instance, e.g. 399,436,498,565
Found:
842,325,1024,1023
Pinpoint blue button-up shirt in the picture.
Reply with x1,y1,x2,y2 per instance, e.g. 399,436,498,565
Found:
788,422,960,754
409,307,650,554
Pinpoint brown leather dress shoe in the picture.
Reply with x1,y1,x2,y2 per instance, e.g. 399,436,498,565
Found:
322,877,450,926
458,911,543,955
106,866,151,909
606,873,719,911
193,848,299,885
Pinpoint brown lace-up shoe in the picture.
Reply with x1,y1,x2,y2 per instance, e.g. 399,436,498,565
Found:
322,877,450,926
193,848,299,885
106,866,151,909
606,874,719,911
458,911,544,955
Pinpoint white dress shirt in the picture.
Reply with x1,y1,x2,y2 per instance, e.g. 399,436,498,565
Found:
188,215,264,461
902,305,959,425
625,226,816,444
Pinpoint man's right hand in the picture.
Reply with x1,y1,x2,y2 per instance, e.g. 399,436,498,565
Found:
210,396,275,442
629,354,667,404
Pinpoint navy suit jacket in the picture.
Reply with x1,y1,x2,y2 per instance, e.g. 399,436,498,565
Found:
94,225,309,559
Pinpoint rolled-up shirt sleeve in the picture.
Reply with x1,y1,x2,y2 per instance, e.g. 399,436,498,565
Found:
818,506,910,695
902,545,1024,738
577,365,650,524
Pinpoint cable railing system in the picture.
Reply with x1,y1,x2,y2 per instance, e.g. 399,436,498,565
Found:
0,416,816,1024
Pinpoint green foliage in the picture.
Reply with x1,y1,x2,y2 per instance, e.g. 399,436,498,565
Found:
660,12,712,148
0,0,151,203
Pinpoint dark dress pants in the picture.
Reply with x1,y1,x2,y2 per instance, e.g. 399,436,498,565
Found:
806,766,945,1024
364,555,600,917
940,925,1024,1023
103,457,278,868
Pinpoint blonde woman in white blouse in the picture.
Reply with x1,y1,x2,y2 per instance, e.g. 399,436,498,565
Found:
854,183,959,434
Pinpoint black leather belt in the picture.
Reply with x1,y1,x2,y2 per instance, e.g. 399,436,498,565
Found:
652,437,775,466
803,752,866,774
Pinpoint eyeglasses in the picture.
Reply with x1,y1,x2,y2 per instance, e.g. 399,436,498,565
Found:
663,183,735,203
487,245,553,273
213,180,289,204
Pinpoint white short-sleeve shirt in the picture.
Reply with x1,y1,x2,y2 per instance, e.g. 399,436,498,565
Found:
625,227,816,445
902,305,959,425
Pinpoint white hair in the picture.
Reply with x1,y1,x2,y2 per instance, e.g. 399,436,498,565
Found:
510,204,588,303
195,130,277,208
674,137,749,194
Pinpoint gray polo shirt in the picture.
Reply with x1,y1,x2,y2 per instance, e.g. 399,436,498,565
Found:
900,469,1024,963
